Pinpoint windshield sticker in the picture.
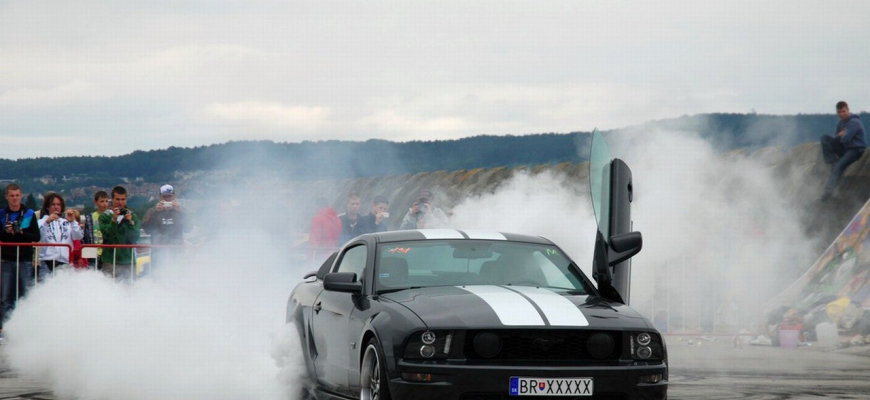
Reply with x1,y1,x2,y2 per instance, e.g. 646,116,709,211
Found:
546,249,560,257
379,273,390,278
388,247,411,254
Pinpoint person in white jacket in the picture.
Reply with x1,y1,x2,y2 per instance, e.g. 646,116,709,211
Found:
37,192,83,279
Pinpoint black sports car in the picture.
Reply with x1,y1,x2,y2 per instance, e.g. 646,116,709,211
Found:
286,132,667,399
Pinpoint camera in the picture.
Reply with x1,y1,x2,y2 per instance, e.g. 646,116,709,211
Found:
162,201,173,209
11,220,21,235
120,208,129,216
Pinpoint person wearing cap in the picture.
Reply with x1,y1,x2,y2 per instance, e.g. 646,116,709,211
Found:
141,184,185,273
357,195,391,235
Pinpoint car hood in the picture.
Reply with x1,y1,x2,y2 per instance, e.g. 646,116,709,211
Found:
379,285,650,330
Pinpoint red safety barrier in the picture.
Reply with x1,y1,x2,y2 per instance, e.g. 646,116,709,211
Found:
0,242,197,333
0,242,74,279
0,242,75,329
81,243,195,283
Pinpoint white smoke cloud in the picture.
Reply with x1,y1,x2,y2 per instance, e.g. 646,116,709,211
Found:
3,231,309,400
450,128,817,332
0,125,824,400
614,128,816,331
449,170,598,276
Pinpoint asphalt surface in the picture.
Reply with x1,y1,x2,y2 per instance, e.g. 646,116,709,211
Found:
0,358,52,400
668,336,870,400
0,338,868,400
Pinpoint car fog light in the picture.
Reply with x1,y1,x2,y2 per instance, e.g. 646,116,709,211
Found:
638,373,663,384
637,332,651,346
421,331,437,345
637,346,652,359
420,345,436,358
402,372,433,382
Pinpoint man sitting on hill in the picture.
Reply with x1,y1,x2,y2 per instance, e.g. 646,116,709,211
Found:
820,101,866,201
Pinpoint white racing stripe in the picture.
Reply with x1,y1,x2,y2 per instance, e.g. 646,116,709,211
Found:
509,286,589,326
459,286,545,326
419,229,465,239
460,230,507,240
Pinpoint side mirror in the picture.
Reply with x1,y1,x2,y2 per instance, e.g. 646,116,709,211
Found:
592,230,642,304
609,231,642,266
324,272,363,293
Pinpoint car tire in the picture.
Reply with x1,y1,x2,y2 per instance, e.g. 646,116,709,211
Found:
360,338,391,400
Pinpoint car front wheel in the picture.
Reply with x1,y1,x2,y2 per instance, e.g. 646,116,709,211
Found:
360,338,391,400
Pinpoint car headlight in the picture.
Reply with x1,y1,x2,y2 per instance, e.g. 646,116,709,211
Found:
403,330,454,359
627,331,664,361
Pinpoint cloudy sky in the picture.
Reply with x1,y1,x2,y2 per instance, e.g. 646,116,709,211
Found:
2,0,869,159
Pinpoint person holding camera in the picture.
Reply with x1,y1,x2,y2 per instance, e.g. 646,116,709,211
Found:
98,186,141,281
357,195,391,235
399,189,449,230
0,183,41,327
0,183,40,328
36,192,84,279
142,184,185,273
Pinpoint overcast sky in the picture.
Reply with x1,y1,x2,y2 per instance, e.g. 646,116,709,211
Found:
2,0,869,159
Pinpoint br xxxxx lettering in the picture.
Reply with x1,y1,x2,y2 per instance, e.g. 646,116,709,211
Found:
517,379,592,395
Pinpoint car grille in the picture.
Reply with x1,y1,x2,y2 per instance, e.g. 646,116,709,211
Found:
464,329,622,361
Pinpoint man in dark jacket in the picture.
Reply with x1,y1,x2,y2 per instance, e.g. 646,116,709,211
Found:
357,195,391,235
142,184,185,273
821,101,866,201
0,183,41,327
338,191,363,245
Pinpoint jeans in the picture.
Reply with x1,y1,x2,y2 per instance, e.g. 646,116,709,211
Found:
821,135,865,196
1,259,35,326
37,260,69,282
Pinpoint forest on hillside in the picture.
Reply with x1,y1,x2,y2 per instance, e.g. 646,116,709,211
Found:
0,113,859,185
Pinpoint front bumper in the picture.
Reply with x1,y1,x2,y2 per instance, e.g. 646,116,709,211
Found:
389,359,667,400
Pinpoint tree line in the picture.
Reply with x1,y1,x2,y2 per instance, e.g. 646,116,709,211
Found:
0,113,858,185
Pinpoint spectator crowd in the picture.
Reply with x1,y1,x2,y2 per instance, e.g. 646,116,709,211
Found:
0,182,188,333
0,181,453,334
307,188,452,257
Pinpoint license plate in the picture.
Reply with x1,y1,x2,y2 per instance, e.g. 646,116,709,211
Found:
509,377,593,396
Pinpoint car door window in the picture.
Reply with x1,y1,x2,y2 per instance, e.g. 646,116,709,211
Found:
335,245,367,281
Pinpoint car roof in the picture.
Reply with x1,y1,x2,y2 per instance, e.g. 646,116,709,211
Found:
363,229,554,245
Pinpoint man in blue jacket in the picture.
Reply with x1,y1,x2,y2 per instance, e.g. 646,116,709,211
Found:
821,101,866,201
0,184,41,328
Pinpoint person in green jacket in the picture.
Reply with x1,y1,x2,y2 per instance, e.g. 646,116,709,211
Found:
98,186,140,281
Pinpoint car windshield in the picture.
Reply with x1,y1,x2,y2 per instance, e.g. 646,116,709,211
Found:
375,240,589,293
